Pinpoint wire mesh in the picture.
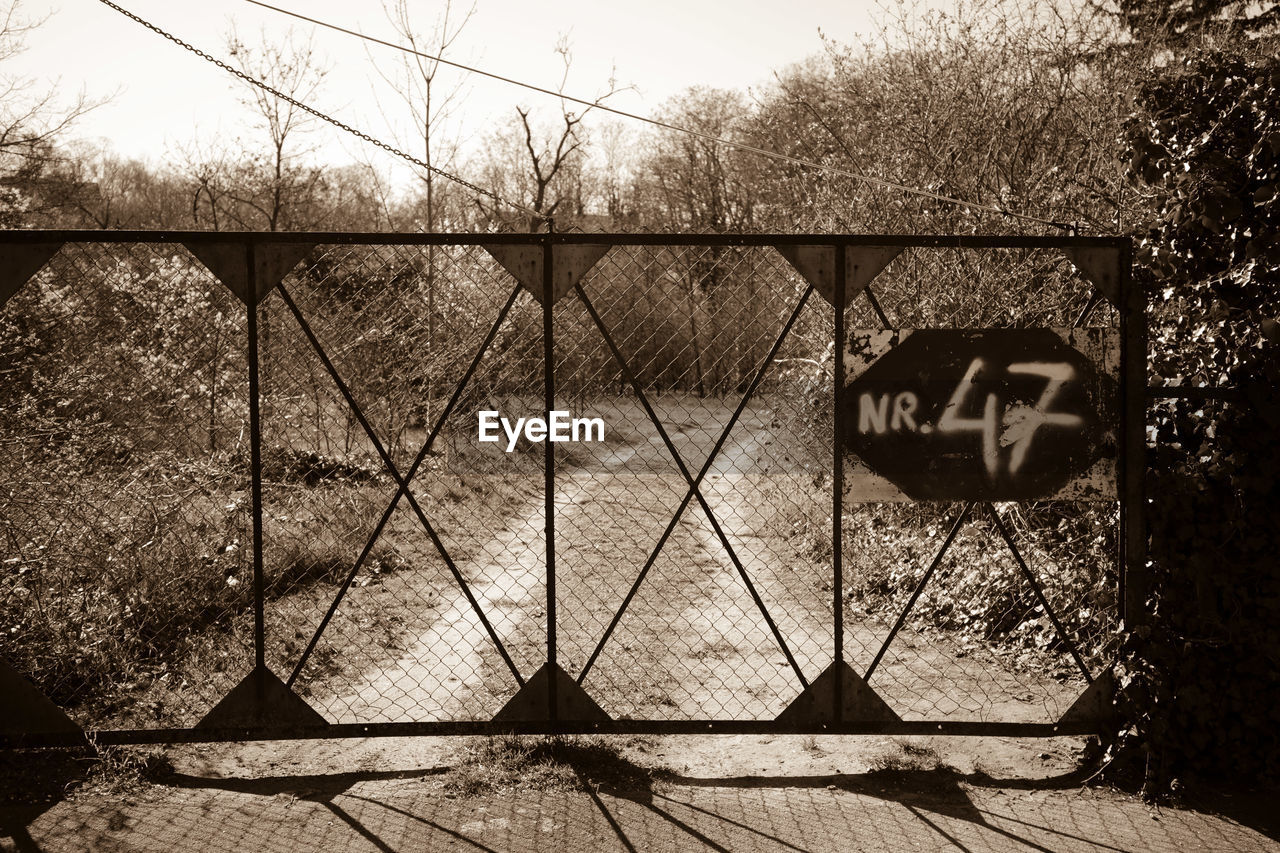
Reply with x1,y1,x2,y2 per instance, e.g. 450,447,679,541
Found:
866,247,1120,330
0,242,252,728
842,247,1122,722
256,244,542,723
0,233,1127,737
850,502,1116,721
558,244,834,720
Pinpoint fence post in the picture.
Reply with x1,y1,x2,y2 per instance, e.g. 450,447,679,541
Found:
1119,239,1146,628
247,240,266,673
543,236,558,721
832,244,847,724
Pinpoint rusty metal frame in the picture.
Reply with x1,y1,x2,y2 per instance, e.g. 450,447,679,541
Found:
0,230,1123,248
273,282,528,690
570,280,816,691
0,230,1137,749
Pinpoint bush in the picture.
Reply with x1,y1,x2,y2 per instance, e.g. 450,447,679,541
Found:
1109,50,1280,794
838,502,1116,668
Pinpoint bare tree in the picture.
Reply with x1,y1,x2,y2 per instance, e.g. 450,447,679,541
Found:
52,142,187,228
362,0,478,423
639,87,758,233
633,87,762,395
476,37,626,232
188,26,330,232
741,0,1139,236
592,120,640,228
373,0,475,232
0,0,108,224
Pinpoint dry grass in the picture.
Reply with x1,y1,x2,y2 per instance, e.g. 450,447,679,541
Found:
443,734,662,796
0,741,172,806
1,435,547,728
867,739,947,773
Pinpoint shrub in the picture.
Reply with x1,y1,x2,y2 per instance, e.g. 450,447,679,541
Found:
1110,49,1280,794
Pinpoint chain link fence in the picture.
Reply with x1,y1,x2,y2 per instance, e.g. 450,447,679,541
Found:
843,247,1122,722
0,232,1132,741
0,242,252,728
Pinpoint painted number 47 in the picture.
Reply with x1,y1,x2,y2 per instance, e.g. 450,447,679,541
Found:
937,358,1083,479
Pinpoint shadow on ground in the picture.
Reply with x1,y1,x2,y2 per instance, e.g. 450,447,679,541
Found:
2,740,1277,853
0,749,89,853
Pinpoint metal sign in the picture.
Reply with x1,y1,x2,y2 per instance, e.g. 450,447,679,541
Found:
843,328,1120,501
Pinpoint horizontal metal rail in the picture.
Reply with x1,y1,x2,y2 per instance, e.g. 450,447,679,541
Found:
0,719,1106,749
0,229,1129,249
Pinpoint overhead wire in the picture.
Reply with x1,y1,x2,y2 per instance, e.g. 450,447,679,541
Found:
94,0,546,225
239,0,1074,231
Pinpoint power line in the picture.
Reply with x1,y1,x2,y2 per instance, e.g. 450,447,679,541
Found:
240,0,1073,231
94,0,545,225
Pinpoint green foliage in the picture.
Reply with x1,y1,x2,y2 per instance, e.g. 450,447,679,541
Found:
1111,50,1280,794
839,503,1116,671
1126,51,1280,388
1106,0,1280,43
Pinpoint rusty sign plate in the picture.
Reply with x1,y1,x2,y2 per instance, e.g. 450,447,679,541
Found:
843,328,1120,501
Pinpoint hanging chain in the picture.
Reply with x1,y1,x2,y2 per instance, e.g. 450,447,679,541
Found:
96,0,548,225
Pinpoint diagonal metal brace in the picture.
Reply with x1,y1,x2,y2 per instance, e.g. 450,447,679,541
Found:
862,285,893,329
280,283,527,689
573,281,816,690
985,504,1094,684
864,502,974,683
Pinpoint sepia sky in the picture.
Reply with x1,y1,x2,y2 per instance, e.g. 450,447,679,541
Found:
8,0,938,174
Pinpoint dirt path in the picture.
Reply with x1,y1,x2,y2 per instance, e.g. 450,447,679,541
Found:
666,414,832,717
157,392,1095,796
328,439,648,723
325,394,1079,726
327,398,823,722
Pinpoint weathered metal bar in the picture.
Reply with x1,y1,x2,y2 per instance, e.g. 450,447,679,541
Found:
0,718,1104,749
569,284,694,685
833,246,846,723
864,502,974,683
690,466,812,690
862,284,892,329
573,281,817,688
0,229,1131,250
986,505,1094,683
543,237,558,721
1120,241,1146,628
246,242,266,673
1073,290,1104,329
282,283,528,688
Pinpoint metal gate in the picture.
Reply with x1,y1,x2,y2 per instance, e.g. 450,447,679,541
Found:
0,231,1139,747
